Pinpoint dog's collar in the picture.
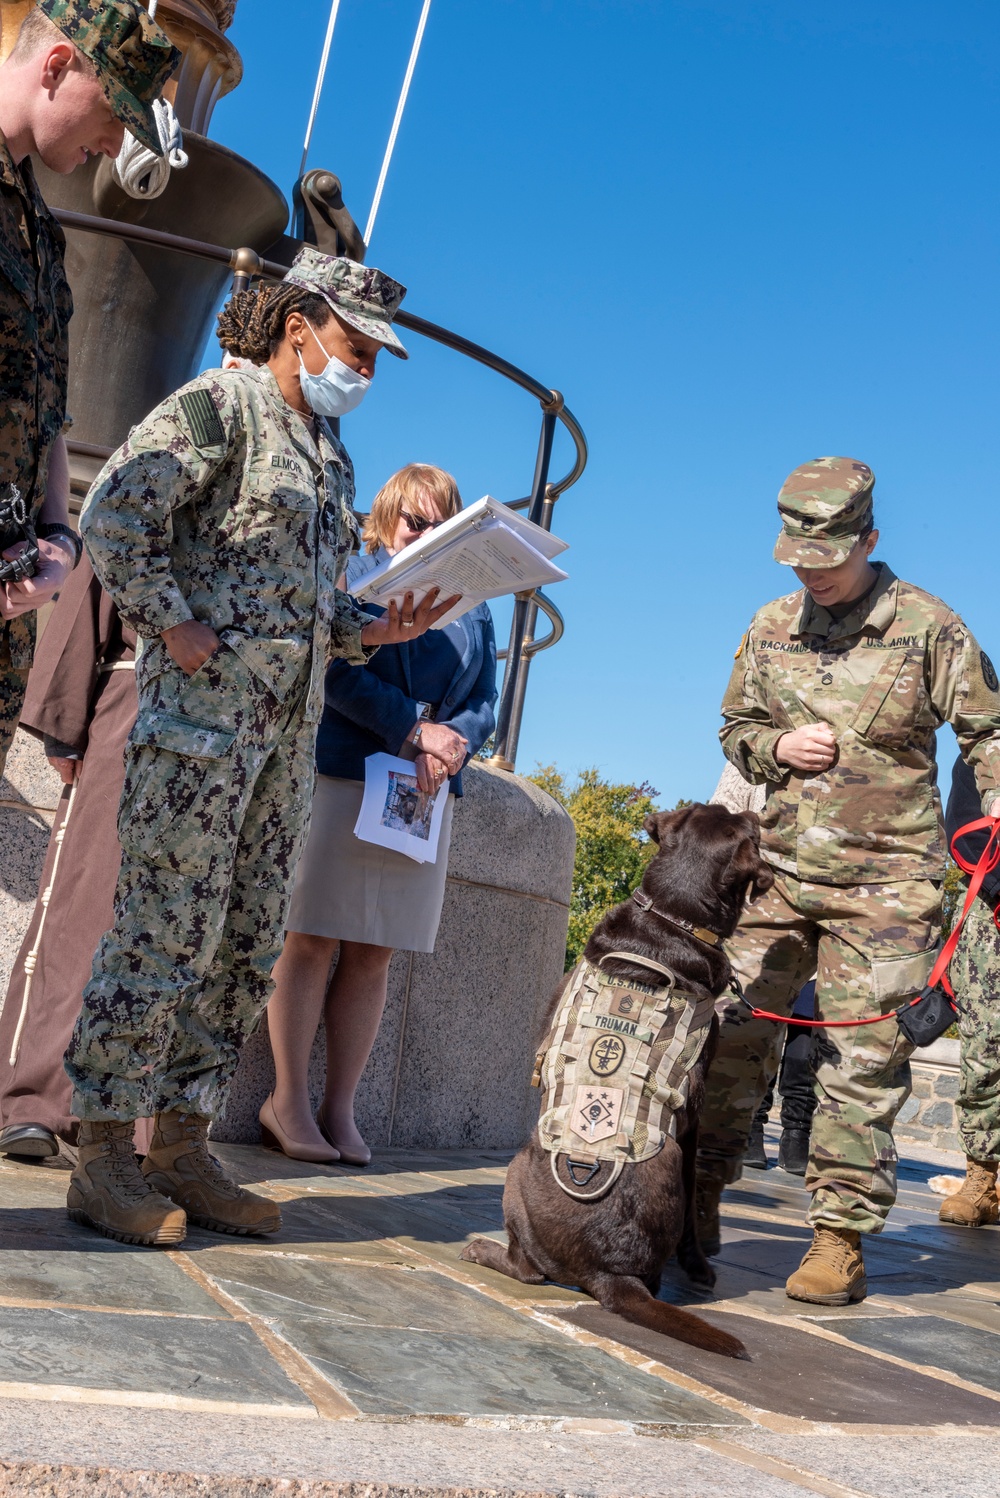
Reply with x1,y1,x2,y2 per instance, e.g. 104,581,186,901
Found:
631,889,723,948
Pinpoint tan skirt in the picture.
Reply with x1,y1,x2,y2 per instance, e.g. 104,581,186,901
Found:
286,774,456,953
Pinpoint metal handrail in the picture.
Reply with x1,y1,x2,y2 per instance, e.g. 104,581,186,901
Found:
496,589,564,663
53,208,588,769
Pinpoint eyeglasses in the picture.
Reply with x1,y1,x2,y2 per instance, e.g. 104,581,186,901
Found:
399,509,443,535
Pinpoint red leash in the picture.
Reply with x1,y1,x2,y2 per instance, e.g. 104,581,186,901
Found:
735,817,1000,1031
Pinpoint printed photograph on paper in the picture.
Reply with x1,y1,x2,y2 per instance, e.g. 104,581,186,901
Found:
381,770,435,841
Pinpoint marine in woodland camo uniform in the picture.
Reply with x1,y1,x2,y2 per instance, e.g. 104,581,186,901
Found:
697,457,1000,1237
0,122,71,764
65,346,376,1122
0,0,177,772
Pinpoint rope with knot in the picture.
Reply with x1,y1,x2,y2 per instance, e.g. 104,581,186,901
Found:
111,1,188,200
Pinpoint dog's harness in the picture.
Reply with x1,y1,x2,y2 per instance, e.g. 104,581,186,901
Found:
532,951,717,1202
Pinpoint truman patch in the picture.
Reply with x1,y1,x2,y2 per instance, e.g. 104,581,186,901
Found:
982,651,999,693
579,1011,653,1043
179,388,225,449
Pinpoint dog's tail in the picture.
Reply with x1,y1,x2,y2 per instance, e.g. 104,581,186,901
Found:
586,1272,749,1361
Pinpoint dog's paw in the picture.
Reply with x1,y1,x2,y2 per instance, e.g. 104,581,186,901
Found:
460,1239,488,1264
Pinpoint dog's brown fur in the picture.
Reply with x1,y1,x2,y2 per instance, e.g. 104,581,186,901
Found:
462,803,773,1361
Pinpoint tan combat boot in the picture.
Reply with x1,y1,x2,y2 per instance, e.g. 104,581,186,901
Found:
142,1111,281,1236
785,1225,867,1305
938,1159,1000,1227
68,1121,187,1246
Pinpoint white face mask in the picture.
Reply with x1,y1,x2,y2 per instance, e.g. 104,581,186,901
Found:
296,318,371,418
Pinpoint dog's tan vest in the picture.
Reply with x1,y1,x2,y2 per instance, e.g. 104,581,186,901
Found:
533,952,717,1200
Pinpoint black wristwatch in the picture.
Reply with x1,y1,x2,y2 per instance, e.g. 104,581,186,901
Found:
37,522,83,569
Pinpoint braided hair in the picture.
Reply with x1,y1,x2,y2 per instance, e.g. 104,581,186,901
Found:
216,283,333,364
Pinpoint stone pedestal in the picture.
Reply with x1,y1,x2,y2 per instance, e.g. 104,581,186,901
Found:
213,763,575,1151
0,747,575,1151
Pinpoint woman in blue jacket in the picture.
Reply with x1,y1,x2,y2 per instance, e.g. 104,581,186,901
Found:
262,465,497,1164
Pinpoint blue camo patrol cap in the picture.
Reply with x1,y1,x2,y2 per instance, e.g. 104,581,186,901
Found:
284,248,408,360
773,456,875,569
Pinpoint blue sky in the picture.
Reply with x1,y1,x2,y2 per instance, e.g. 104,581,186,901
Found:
211,0,999,805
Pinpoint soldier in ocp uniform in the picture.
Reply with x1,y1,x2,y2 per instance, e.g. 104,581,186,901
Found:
697,457,1000,1304
64,249,459,1246
0,0,178,769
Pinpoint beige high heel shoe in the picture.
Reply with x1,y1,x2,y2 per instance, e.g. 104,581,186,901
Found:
259,1094,340,1164
317,1113,371,1167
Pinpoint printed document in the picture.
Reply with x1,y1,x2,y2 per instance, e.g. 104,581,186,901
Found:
351,495,568,628
354,753,450,864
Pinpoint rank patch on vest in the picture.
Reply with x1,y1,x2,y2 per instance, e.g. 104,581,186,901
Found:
982,651,999,693
589,1033,626,1077
608,989,643,1019
571,1086,624,1144
179,389,225,449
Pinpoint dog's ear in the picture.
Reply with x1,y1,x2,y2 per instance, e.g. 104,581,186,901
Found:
727,820,774,904
644,808,690,846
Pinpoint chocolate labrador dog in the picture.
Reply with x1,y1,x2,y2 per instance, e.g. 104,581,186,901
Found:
462,803,773,1361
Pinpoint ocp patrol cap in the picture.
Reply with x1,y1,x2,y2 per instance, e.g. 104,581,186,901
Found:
284,247,409,359
37,0,179,158
773,456,875,569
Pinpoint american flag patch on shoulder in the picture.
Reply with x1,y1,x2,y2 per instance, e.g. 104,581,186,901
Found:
179,388,225,448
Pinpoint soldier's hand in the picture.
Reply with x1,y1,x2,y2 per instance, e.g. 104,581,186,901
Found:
360,588,463,648
162,619,221,676
0,537,74,619
775,723,838,772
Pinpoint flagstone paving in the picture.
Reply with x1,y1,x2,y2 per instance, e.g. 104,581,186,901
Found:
0,1124,998,1495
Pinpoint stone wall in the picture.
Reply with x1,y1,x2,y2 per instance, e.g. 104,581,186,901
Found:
896,1038,962,1154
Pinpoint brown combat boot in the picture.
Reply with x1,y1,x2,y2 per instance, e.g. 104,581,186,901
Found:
68,1121,187,1247
786,1225,867,1305
938,1159,1000,1227
142,1111,281,1236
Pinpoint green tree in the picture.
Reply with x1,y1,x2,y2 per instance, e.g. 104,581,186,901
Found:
530,765,690,969
940,857,965,939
